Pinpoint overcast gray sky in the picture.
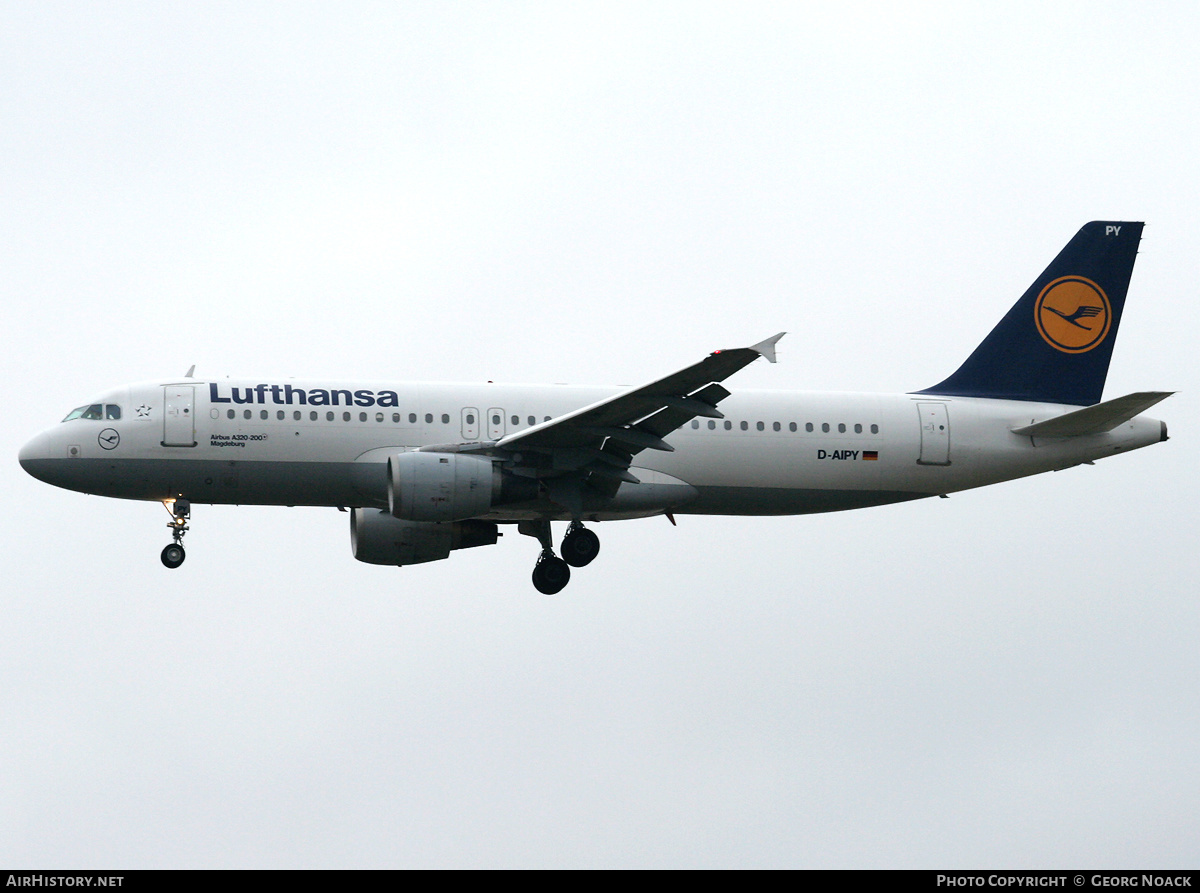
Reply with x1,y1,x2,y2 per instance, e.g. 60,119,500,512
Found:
2,1,1197,868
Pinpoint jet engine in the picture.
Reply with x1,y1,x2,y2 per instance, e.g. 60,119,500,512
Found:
387,451,538,522
350,508,498,566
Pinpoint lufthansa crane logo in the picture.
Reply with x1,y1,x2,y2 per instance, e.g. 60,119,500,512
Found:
1034,276,1112,354
98,428,120,450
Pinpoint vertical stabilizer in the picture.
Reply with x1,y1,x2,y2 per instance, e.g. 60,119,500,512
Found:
917,221,1143,405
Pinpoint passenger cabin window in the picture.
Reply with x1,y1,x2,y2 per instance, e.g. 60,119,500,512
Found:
441,414,450,424
871,424,879,434
425,413,433,424
409,413,417,423
806,423,814,432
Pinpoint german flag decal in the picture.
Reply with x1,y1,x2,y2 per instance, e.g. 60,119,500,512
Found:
863,451,879,461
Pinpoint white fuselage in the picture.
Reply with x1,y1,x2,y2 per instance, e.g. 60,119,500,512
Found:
19,378,1167,521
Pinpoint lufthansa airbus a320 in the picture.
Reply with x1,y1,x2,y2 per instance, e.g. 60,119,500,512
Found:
20,222,1171,593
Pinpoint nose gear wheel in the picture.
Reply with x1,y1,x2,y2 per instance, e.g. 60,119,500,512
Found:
161,543,186,568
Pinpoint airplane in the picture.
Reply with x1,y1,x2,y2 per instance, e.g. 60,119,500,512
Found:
19,221,1171,594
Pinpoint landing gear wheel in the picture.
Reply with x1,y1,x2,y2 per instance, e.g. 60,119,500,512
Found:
532,555,571,595
161,543,186,569
561,526,600,567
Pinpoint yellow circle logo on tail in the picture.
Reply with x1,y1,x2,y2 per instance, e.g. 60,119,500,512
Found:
1034,276,1112,353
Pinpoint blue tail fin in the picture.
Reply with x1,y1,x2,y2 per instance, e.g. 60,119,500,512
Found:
917,221,1143,406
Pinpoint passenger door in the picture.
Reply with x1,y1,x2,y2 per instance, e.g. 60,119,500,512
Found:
162,386,197,447
916,402,950,466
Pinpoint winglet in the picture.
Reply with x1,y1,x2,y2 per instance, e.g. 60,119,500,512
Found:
185,365,196,378
751,332,786,364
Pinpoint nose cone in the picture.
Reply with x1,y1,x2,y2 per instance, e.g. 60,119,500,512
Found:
19,429,57,484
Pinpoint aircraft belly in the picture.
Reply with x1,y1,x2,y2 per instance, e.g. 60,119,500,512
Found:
25,457,367,507
683,486,927,515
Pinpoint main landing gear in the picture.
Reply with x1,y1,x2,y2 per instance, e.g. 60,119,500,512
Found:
160,498,190,569
521,520,601,594
561,522,600,568
532,552,571,595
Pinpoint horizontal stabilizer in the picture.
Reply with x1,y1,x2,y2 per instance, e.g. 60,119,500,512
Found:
1011,391,1174,437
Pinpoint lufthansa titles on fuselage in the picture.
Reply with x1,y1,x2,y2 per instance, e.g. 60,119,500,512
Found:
209,383,400,407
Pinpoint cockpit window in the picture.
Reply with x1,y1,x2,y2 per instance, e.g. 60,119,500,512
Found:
106,404,121,420
63,404,104,422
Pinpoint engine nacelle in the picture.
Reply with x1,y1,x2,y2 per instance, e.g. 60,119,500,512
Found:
388,451,497,522
350,508,498,566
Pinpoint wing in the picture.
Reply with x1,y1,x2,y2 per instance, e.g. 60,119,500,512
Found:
499,331,784,452
425,332,785,502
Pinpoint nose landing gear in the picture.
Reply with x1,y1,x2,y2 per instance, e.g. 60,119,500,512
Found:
160,498,190,569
